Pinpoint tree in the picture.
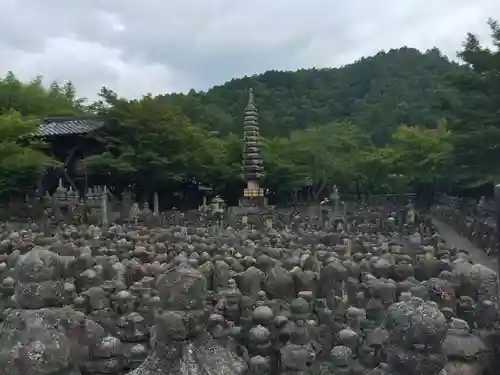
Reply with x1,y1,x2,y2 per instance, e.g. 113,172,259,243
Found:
0,72,85,118
82,94,225,197
0,110,59,198
262,136,307,201
447,19,500,184
386,120,453,203
355,147,400,195
273,122,374,200
200,133,242,191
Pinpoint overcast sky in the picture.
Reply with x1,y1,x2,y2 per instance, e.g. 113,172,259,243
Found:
1,0,498,100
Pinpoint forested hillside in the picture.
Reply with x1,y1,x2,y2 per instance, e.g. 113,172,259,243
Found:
160,47,465,143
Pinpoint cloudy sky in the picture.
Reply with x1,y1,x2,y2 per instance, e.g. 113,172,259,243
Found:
1,0,498,100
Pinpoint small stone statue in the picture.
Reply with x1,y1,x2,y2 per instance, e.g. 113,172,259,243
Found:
129,203,140,224
211,195,225,227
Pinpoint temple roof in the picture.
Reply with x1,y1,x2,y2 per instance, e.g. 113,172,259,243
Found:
33,116,104,137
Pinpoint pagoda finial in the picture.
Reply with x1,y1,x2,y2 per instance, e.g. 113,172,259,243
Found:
246,88,255,110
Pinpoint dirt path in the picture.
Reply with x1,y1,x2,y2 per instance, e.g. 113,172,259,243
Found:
431,217,497,273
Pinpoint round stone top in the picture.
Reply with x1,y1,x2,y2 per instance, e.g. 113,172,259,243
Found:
74,296,85,305
63,282,76,292
253,305,274,322
249,325,270,343
249,355,269,367
297,290,314,301
274,315,289,328
126,312,144,322
399,292,412,301
130,343,147,355
330,346,353,367
448,318,469,332
257,290,267,299
116,290,133,300
338,327,359,341
208,313,225,324
95,336,121,358
290,297,309,315
386,296,447,350
347,306,366,319
173,255,188,265
230,325,242,337
16,247,64,283
482,299,494,307
2,277,15,287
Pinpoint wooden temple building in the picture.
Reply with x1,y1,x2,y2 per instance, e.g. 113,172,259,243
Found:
33,115,105,194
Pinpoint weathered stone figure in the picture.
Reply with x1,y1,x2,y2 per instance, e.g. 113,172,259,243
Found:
385,296,447,375
127,262,247,375
0,247,105,375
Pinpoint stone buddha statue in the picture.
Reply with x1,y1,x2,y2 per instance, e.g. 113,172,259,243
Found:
127,262,247,375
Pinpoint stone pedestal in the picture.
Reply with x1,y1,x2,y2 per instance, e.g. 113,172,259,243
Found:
240,196,266,208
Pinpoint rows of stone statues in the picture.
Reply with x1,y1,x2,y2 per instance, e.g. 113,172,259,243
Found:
0,204,497,375
26,182,232,228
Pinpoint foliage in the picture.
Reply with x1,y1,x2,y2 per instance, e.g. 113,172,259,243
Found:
0,72,84,117
84,93,209,191
445,19,500,185
159,48,465,144
0,110,59,197
386,120,454,187
262,136,308,196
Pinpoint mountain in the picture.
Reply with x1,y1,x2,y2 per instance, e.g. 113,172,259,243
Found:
158,47,465,144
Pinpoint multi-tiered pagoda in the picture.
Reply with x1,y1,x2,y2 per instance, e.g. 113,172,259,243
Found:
241,88,265,206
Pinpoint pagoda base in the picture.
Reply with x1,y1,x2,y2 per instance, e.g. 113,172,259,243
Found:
226,196,267,216
240,196,266,207
233,196,265,215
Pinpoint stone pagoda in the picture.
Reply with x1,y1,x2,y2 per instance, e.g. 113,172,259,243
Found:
241,88,265,208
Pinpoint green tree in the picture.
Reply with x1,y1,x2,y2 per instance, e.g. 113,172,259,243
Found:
445,19,500,185
0,110,59,198
0,72,84,117
386,120,453,202
273,122,374,199
202,133,242,191
262,136,307,200
83,93,224,196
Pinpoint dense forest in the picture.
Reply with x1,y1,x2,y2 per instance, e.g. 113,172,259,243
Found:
0,19,499,206
163,47,464,143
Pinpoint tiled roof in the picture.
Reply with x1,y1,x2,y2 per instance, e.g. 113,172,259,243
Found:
33,116,104,137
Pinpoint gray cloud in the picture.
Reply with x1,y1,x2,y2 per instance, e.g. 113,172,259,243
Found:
0,0,498,100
